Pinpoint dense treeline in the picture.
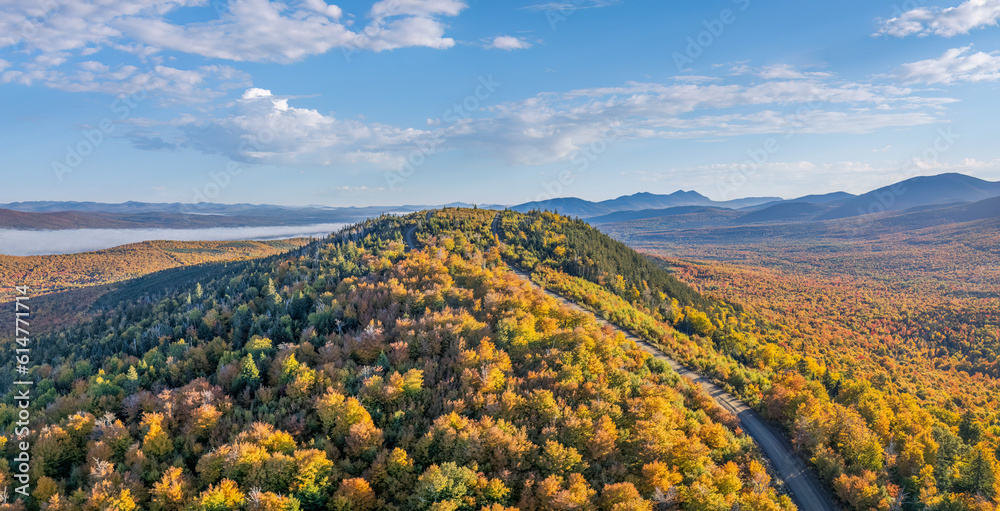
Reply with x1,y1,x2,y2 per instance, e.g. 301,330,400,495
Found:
0,210,794,510
496,211,708,310
493,210,1000,510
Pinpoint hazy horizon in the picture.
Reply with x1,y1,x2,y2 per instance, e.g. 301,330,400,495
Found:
0,223,346,256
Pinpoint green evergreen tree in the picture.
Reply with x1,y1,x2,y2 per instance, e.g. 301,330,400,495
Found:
959,448,998,499
959,411,983,445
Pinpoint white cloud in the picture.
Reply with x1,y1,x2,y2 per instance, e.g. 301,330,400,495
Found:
418,79,950,164
908,157,1000,171
520,0,620,12
130,74,955,168
0,0,203,54
898,46,1000,83
876,0,1000,37
132,88,428,165
1,62,251,104
369,0,466,19
113,0,467,62
755,64,834,80
672,75,721,83
0,0,467,61
488,35,532,50
78,60,110,72
0,0,468,101
241,87,274,100
730,63,833,80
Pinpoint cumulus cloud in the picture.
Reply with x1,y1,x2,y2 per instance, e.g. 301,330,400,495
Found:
0,0,467,61
0,0,202,54
129,74,955,168
876,0,1000,37
123,0,465,62
898,46,1000,83
488,35,532,50
131,87,429,166
0,0,468,101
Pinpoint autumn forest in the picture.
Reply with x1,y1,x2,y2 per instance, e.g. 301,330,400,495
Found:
0,208,997,511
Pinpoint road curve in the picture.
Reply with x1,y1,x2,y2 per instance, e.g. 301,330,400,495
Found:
404,224,419,250
404,211,432,250
487,212,837,511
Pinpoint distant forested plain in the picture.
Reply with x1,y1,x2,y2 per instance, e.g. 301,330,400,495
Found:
598,208,1000,510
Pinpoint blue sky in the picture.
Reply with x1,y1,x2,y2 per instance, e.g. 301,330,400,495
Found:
3,0,1000,207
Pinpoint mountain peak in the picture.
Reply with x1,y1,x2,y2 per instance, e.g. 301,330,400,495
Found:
820,172,1000,220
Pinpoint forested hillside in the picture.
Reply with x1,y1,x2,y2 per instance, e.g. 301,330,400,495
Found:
494,210,1000,511
0,210,794,510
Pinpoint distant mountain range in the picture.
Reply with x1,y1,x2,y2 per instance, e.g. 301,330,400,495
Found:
818,173,1000,220
584,173,1000,225
511,190,782,218
601,192,1000,251
3,173,998,230
594,173,1000,254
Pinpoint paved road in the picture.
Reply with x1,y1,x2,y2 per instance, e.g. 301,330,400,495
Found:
404,211,432,250
404,224,418,250
489,213,837,511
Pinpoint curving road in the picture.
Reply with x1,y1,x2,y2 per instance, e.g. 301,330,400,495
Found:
404,224,419,251
404,210,432,250
407,211,838,511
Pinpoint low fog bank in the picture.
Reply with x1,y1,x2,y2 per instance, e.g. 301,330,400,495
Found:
0,223,346,256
